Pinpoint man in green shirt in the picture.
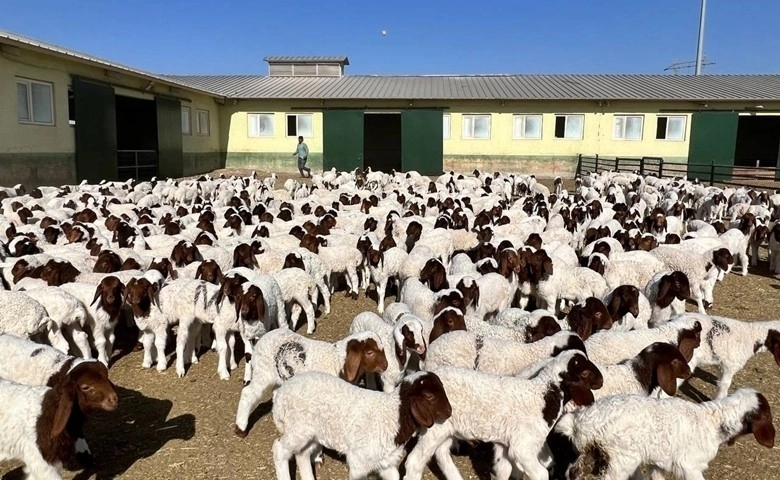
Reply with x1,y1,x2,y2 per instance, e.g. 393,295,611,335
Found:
292,136,311,178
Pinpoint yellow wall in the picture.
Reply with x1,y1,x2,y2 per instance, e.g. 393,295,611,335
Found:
219,98,780,162
0,47,220,156
219,101,323,154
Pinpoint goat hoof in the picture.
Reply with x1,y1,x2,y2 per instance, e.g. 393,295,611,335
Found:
234,425,248,439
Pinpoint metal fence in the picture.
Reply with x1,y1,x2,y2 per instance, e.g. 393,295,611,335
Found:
117,150,158,181
576,154,780,191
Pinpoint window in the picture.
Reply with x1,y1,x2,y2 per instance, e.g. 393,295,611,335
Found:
613,115,643,140
286,113,313,137
181,107,191,135
462,114,491,139
513,114,543,139
656,115,686,140
248,113,275,137
443,114,451,139
17,78,54,125
196,109,209,135
554,114,584,139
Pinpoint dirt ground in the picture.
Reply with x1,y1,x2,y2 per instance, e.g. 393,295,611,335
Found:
2,170,780,480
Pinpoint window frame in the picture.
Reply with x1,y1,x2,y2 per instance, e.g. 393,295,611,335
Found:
286,113,314,138
553,114,584,140
656,115,687,141
612,114,644,141
181,106,192,135
247,113,276,138
16,77,55,126
195,109,210,136
512,114,543,140
461,114,492,140
443,113,451,140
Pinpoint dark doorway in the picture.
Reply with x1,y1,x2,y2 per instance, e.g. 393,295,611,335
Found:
115,95,159,181
734,115,780,168
363,113,402,172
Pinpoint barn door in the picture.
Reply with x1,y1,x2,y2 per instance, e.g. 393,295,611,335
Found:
323,109,364,173
73,77,117,183
687,111,738,182
156,96,183,179
402,109,443,175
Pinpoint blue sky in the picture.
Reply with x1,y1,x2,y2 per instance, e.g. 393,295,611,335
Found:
3,0,780,76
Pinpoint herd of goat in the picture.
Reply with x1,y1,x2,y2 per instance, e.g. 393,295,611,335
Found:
0,167,779,480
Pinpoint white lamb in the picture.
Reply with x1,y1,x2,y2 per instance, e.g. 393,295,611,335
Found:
536,265,608,314
234,329,388,436
424,329,587,376
557,388,775,480
403,351,603,480
0,290,67,353
270,371,452,480
18,286,92,358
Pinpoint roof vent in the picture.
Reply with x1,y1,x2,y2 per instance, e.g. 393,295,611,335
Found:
264,56,349,77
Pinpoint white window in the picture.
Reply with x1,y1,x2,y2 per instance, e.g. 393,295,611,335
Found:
181,107,191,135
554,114,584,139
443,114,451,139
196,109,210,135
513,114,543,139
17,78,54,125
248,113,275,137
462,114,491,139
287,113,313,137
613,115,644,140
656,115,687,141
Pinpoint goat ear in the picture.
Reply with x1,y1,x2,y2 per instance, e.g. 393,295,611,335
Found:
677,333,699,362
656,276,673,308
655,361,677,396
751,406,776,449
255,294,266,324
50,390,74,438
607,292,621,320
341,340,363,384
395,342,407,367
195,264,203,280
232,248,241,268
122,278,135,307
171,245,182,266
148,282,160,308
91,284,103,306
194,248,203,262
543,258,553,276
410,395,435,428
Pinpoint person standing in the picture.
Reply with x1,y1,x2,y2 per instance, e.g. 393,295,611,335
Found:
292,136,311,178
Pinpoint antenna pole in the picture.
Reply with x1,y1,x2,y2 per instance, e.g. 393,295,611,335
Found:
695,0,707,75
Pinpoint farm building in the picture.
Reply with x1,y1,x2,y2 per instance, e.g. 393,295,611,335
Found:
4,28,780,187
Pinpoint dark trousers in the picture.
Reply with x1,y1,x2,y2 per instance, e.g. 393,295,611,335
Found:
297,156,311,176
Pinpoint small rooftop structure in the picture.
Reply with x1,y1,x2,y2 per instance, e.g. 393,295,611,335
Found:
263,55,349,77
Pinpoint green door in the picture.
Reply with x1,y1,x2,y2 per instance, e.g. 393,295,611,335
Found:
73,77,117,183
402,109,444,175
687,112,738,182
156,96,183,179
323,109,363,172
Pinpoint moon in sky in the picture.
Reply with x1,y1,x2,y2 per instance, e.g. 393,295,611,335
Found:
381,30,387,36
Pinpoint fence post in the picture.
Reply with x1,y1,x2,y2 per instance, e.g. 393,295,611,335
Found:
595,154,600,173
640,157,645,176
658,158,664,178
576,154,582,176
709,162,715,186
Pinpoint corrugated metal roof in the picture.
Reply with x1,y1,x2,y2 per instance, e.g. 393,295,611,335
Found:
0,29,225,97
264,56,349,65
161,73,780,102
